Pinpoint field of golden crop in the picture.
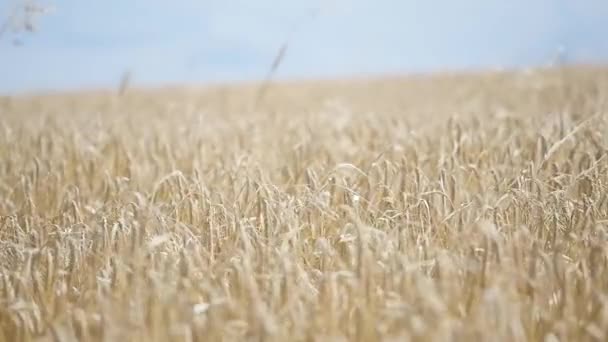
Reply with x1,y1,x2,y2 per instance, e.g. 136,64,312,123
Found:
1,66,608,341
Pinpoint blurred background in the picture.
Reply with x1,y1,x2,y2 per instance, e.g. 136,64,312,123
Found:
1,0,607,94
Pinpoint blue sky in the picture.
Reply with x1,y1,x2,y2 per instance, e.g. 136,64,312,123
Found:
1,0,607,94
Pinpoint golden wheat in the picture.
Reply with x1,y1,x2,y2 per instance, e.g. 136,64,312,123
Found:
1,66,608,341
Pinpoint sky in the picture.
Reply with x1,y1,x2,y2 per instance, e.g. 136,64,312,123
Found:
0,0,607,94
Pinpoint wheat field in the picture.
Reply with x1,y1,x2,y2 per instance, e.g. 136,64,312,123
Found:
1,66,608,341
